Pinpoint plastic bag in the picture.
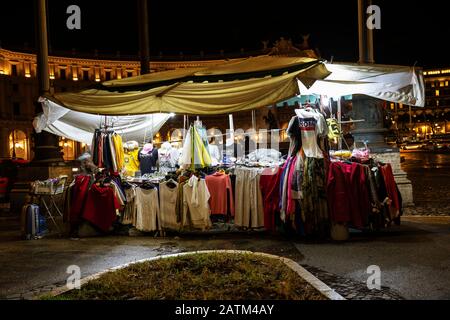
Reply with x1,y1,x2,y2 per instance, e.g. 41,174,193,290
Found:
352,141,370,162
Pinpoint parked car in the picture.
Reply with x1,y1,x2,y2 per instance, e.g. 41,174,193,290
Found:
400,143,424,150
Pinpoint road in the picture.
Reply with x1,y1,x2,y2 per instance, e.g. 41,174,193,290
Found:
401,152,450,208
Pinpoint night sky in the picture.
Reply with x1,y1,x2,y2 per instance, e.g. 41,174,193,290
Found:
0,1,448,68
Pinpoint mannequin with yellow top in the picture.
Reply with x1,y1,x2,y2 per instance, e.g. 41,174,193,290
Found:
123,141,140,177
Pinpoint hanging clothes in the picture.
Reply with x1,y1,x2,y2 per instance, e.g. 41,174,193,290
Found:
90,130,125,174
108,134,118,172
234,167,264,228
327,161,370,229
112,133,125,172
182,175,212,230
176,175,190,224
179,126,212,170
286,116,302,156
122,184,137,225
301,158,329,236
380,164,400,220
68,175,92,226
260,166,282,232
135,186,160,232
159,181,180,230
92,129,100,165
82,183,120,232
205,172,235,216
286,155,298,217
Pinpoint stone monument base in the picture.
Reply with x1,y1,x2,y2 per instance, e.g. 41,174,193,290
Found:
372,151,414,207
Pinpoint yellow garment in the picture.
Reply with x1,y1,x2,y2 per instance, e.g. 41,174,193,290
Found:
124,149,140,177
326,118,341,140
191,126,212,170
112,134,124,171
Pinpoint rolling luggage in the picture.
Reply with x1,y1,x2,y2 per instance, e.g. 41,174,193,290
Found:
21,204,48,240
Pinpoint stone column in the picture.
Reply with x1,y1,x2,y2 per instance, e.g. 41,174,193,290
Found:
358,0,374,64
138,0,150,75
32,0,64,163
355,0,414,207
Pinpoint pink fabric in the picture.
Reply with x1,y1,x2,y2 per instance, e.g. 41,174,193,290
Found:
286,156,297,216
205,172,235,216
142,143,153,154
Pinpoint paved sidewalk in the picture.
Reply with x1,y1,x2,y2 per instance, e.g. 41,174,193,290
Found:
0,216,448,300
295,216,450,300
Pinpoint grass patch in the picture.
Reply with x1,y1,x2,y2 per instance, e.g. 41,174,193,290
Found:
54,253,327,300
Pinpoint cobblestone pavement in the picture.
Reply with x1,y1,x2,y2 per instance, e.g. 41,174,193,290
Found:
404,206,450,216
302,265,404,300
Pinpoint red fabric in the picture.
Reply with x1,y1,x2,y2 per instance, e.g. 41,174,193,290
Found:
327,162,370,229
69,175,92,224
205,172,235,216
380,164,400,218
82,183,120,232
349,163,370,228
260,167,282,232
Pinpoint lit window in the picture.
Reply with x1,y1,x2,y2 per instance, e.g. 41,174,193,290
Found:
390,103,395,110
446,81,449,87
436,90,440,96
431,83,435,88
441,82,445,87
9,130,29,160
59,138,76,160
437,100,440,106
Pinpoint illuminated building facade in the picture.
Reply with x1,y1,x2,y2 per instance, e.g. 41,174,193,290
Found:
391,68,450,141
0,48,239,160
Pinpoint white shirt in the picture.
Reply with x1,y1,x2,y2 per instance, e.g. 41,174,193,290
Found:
294,108,328,159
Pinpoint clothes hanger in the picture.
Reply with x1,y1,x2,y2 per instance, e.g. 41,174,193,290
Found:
165,178,178,188
141,181,156,190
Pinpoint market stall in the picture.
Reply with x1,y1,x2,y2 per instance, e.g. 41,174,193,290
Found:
33,55,424,240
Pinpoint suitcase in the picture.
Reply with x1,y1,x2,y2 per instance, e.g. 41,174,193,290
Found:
21,204,49,240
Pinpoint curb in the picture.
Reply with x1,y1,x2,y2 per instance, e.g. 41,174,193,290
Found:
38,250,346,301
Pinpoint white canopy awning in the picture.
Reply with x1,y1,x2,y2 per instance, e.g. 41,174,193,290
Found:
33,98,171,145
297,62,425,107
33,60,425,145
